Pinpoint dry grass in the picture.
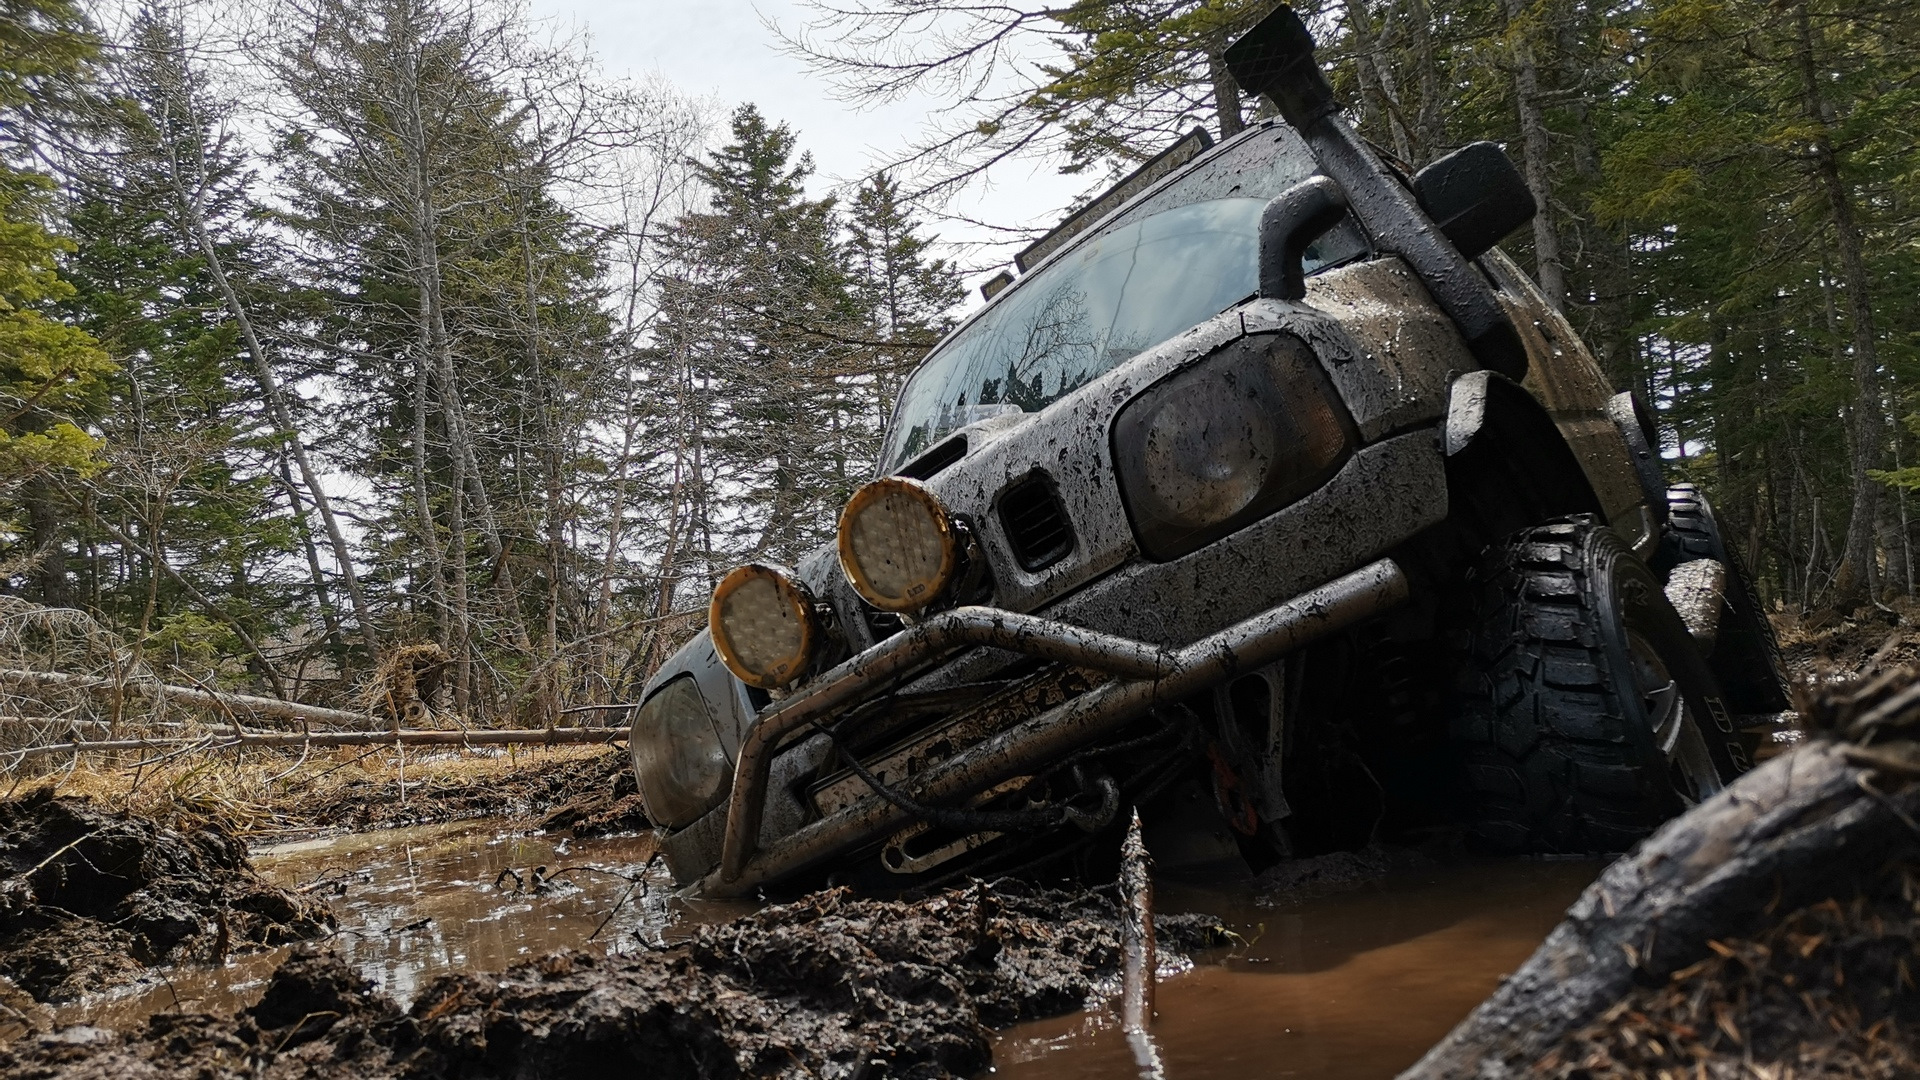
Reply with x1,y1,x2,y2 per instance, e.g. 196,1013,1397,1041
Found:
8,742,619,836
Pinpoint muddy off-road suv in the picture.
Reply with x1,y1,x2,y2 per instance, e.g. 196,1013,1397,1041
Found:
629,7,1789,896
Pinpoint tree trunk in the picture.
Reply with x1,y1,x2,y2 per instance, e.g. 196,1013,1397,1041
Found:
1206,37,1244,140
157,66,382,661
1792,0,1882,606
1504,0,1566,310
277,455,343,653
411,346,446,639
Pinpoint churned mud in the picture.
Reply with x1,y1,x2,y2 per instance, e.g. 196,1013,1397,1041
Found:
0,883,1226,1079
291,747,647,837
1251,844,1437,907
0,790,333,1005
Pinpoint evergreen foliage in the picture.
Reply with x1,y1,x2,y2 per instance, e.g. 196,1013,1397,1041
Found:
0,0,1910,714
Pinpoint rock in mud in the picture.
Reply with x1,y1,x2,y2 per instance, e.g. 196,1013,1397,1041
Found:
1253,844,1435,906
0,790,334,1004
0,881,1226,1079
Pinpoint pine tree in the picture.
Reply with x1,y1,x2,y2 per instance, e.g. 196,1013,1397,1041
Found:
0,0,114,604
846,171,963,435
653,105,862,568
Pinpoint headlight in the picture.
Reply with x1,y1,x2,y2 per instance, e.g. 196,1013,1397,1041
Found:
709,563,820,689
629,676,729,828
837,477,959,612
1112,333,1351,561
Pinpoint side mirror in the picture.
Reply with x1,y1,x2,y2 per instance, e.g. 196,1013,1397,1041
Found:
1258,175,1348,302
1412,142,1536,260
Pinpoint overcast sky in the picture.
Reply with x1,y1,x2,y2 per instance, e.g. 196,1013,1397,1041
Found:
524,0,1090,283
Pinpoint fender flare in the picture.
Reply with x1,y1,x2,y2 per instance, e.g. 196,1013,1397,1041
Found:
1607,390,1670,525
1443,370,1605,541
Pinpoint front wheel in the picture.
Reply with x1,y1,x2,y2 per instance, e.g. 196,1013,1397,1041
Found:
1455,518,1746,854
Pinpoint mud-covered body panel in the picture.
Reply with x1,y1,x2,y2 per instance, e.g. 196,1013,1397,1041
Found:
641,111,1665,889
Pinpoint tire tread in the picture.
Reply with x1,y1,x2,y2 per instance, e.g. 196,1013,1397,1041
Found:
1456,521,1679,854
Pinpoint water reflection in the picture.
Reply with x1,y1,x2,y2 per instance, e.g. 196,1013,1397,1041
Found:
51,827,1598,1080
992,858,1599,1079
53,820,751,1030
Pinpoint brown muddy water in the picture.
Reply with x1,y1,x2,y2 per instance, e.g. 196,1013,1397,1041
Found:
994,860,1599,1078
51,823,1598,1078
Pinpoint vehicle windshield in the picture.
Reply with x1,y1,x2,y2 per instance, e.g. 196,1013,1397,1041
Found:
880,195,1359,472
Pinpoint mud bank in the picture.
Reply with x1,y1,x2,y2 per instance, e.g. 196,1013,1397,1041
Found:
293,747,647,837
0,791,333,1005
0,883,1224,1079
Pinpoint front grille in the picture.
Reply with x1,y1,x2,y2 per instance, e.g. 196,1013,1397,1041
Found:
997,472,1074,571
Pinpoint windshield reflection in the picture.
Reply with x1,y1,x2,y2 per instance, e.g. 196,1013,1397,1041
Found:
881,196,1360,472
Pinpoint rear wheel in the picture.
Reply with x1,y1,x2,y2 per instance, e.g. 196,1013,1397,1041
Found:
1455,518,1744,854
1654,483,1790,715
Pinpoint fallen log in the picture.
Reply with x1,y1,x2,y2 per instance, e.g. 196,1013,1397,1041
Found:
0,668,373,729
6,726,627,760
1401,731,1920,1078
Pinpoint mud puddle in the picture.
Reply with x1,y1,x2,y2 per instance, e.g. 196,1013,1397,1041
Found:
53,819,750,1030
48,826,1598,1078
993,858,1600,1078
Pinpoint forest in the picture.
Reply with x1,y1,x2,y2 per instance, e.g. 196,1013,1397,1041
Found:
0,0,1914,721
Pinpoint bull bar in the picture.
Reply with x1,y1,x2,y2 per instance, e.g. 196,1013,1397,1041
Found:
703,557,1410,897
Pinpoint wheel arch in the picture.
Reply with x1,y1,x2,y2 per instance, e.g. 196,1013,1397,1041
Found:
1443,370,1606,543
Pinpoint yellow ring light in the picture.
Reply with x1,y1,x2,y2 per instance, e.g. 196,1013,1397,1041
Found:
837,477,960,613
709,563,819,690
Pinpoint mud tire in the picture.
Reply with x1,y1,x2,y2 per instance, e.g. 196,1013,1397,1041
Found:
1456,518,1745,854
1653,483,1790,714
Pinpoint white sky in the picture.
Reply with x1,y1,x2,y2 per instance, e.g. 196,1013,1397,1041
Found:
524,0,1092,283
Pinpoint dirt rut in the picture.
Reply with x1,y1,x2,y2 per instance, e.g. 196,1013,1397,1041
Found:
0,882,1224,1079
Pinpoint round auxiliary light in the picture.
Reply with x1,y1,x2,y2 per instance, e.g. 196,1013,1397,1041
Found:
709,563,820,690
837,477,960,613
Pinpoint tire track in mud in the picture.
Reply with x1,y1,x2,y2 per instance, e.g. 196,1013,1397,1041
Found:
1,883,1226,1079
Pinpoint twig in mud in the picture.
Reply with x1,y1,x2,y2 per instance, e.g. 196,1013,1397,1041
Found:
542,864,649,885
154,966,183,1014
272,1011,341,1054
587,852,662,942
1119,808,1166,1079
296,867,356,895
263,740,313,785
8,827,104,885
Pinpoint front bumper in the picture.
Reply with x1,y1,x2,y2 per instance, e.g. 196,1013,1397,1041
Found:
700,557,1410,897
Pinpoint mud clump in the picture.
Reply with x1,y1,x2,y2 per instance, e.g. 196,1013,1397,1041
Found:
0,790,334,1004
0,882,1226,1079
300,747,647,836
1252,844,1436,906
